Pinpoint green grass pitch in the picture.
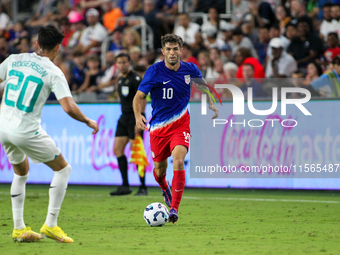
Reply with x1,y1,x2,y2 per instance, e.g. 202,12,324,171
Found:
0,184,340,255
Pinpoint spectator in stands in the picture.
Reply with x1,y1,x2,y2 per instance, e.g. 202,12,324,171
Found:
285,22,297,42
156,0,178,34
53,53,71,84
213,58,228,98
287,17,324,68
275,5,291,35
60,17,74,49
201,7,235,40
231,0,248,27
50,1,72,22
256,26,270,65
311,56,340,97
76,55,104,93
265,38,297,78
129,46,141,67
209,47,221,64
324,32,340,64
16,37,30,54
303,62,323,86
67,11,86,53
181,43,199,67
8,21,29,48
320,3,334,42
70,50,87,92
235,47,265,79
141,0,160,49
224,61,241,97
108,27,124,53
88,51,119,100
331,4,340,38
224,61,239,80
241,21,258,47
191,32,207,58
134,64,147,78
143,49,156,66
102,0,124,33
247,0,276,28
0,4,12,37
27,0,57,31
229,27,258,59
220,44,233,63
198,50,218,80
268,24,290,51
174,13,200,46
290,0,313,30
241,63,266,97
126,0,143,17
122,28,141,51
79,8,107,55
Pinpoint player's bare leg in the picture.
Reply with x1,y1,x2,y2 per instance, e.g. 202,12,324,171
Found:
40,154,73,243
169,145,188,223
11,157,42,242
154,160,172,207
110,136,132,195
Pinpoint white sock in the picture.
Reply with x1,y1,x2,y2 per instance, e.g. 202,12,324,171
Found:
11,173,29,230
45,164,71,228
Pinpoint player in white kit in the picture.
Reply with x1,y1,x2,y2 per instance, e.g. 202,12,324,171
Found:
0,25,99,243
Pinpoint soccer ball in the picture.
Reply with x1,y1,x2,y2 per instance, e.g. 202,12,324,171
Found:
143,202,169,227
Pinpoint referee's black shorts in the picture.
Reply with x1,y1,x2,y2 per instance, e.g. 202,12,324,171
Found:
115,112,136,140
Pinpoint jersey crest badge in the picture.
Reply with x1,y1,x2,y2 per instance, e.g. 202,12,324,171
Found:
184,75,190,84
122,86,129,96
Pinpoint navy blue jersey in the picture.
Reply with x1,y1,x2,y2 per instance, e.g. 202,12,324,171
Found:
138,61,202,136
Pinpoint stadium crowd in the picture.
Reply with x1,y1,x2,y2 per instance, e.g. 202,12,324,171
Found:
1,0,340,101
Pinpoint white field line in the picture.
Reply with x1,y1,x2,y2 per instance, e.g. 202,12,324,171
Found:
0,192,340,204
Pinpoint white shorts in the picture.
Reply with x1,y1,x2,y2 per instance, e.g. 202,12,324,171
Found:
0,130,61,164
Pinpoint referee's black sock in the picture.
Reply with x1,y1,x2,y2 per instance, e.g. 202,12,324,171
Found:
139,176,146,189
118,155,129,187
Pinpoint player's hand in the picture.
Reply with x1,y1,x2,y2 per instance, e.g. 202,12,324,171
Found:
86,119,99,134
209,104,218,119
136,114,147,131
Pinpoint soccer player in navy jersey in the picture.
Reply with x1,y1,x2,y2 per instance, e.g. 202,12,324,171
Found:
133,34,218,223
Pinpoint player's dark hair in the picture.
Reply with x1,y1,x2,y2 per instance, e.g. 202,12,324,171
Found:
38,24,64,51
116,52,131,61
161,34,183,48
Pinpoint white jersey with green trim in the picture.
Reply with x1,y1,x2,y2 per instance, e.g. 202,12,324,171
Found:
0,52,72,137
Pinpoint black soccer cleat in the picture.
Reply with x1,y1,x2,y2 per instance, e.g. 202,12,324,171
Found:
110,186,132,196
134,187,148,196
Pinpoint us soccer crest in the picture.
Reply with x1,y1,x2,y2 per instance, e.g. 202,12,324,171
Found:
184,75,190,84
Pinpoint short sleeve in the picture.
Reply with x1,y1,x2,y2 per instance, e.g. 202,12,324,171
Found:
0,55,12,81
138,66,156,95
190,62,202,79
51,72,72,100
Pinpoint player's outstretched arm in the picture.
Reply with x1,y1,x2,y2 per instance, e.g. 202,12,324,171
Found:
59,97,99,134
133,90,148,131
197,78,219,119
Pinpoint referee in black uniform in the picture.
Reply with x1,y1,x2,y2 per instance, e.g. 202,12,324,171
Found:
110,53,147,196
